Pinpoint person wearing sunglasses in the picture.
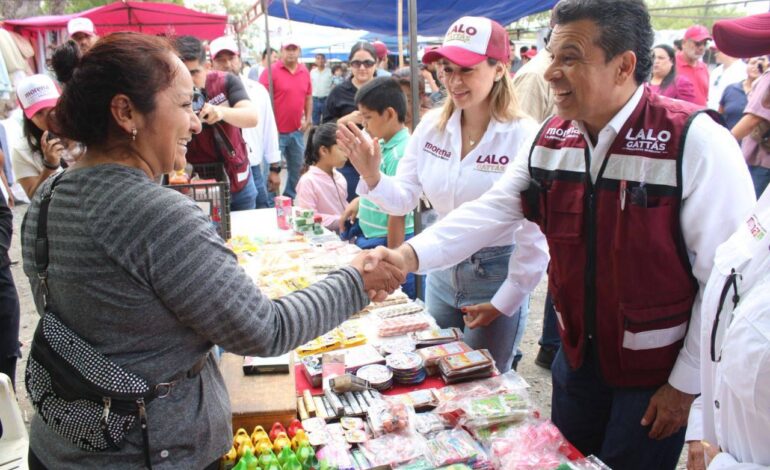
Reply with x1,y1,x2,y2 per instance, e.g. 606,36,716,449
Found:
324,41,381,201
676,25,712,106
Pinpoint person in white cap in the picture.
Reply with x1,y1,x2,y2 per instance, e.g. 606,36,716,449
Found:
339,15,548,374
209,35,281,209
11,74,72,198
67,17,98,53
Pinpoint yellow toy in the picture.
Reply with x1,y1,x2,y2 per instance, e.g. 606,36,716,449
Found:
290,429,309,451
233,428,251,451
272,432,291,453
250,425,269,446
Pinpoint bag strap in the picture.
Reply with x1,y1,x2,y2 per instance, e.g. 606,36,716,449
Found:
212,122,237,161
34,171,66,309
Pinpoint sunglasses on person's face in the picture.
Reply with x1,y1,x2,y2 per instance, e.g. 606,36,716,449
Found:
351,60,376,69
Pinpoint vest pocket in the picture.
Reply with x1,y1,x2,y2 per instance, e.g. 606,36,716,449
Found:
618,297,691,371
544,181,584,243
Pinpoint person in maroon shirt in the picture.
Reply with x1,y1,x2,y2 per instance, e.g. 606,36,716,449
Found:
259,37,313,199
648,44,697,104
675,25,711,106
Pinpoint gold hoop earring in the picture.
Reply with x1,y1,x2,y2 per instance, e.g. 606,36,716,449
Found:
131,128,137,141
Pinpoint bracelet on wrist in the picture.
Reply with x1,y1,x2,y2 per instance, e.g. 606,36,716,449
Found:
42,159,60,170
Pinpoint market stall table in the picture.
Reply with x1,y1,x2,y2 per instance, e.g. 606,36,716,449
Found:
220,209,298,431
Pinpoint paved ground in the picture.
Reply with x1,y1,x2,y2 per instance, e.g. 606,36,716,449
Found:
7,202,686,468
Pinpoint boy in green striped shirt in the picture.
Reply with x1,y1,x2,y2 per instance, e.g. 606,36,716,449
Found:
340,77,415,297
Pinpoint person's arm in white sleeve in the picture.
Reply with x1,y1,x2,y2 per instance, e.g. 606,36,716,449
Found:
489,221,549,316
686,395,704,442
407,136,534,273
707,454,769,469
668,114,756,395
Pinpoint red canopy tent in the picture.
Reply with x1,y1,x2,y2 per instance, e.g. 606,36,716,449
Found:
2,1,228,40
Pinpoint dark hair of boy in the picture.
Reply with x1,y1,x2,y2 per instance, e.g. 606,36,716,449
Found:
174,35,206,63
354,76,407,123
304,122,337,166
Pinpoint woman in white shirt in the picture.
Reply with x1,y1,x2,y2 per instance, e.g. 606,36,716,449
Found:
339,16,549,372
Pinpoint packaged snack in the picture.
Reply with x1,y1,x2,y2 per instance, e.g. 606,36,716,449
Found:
378,314,431,337
359,432,427,467
401,389,439,411
387,352,427,385
562,455,612,469
417,341,473,374
413,412,447,434
316,443,356,470
275,196,292,230
367,398,415,437
424,429,489,468
489,419,571,470
411,327,464,347
459,392,531,429
374,302,425,319
356,364,393,391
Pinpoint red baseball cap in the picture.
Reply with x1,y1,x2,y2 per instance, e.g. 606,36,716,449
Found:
523,49,538,59
372,41,389,60
422,16,511,67
684,25,712,42
713,13,770,58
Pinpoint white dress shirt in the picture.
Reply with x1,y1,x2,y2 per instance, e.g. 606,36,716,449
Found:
311,67,333,98
243,77,281,167
358,108,549,317
686,189,770,469
708,60,747,111
406,85,755,393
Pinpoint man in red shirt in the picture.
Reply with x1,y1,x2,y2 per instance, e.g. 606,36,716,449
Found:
259,37,313,199
675,25,711,106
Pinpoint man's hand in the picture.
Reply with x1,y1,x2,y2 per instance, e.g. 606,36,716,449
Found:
641,383,697,440
301,117,312,132
461,303,503,329
702,441,719,467
336,122,382,188
267,171,281,193
199,103,223,125
339,197,360,232
686,440,706,470
350,249,406,301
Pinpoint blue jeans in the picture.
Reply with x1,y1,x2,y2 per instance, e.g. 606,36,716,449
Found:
312,97,327,125
424,245,529,373
539,291,562,349
279,131,305,200
229,168,257,211
748,165,770,198
338,161,360,202
551,348,686,470
251,165,270,209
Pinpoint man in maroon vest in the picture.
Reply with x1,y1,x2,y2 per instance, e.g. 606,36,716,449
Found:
175,36,259,211
351,1,756,468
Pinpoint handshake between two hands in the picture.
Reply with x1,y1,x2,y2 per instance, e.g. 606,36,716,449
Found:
347,245,504,328
350,246,411,302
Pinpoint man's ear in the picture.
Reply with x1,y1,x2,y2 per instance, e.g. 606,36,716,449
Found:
110,93,137,135
616,50,637,85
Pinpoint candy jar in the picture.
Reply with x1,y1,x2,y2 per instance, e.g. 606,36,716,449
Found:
277,445,296,467
259,448,280,470
240,446,259,470
221,445,237,470
282,453,303,470
287,418,304,439
291,429,309,451
251,425,269,445
254,436,273,455
270,422,288,442
273,432,292,453
233,428,251,450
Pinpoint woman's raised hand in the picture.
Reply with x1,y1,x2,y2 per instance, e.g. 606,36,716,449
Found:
336,121,383,189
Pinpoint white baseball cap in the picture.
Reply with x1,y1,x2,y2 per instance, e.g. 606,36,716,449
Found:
210,36,239,59
67,17,96,37
16,74,61,119
423,16,511,67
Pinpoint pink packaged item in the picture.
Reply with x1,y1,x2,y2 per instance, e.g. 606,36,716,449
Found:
378,314,431,337
275,196,292,230
359,432,426,467
490,419,571,470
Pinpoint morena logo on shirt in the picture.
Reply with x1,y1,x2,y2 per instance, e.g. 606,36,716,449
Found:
544,127,581,141
623,128,671,153
475,154,509,173
424,142,451,160
208,92,228,106
747,214,766,241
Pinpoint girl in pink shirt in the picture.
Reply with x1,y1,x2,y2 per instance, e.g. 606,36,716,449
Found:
295,123,349,231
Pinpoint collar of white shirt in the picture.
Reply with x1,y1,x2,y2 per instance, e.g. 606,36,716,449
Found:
573,85,645,182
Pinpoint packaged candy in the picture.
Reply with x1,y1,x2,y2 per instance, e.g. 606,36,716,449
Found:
434,370,530,426
489,418,571,470
316,443,356,470
387,352,427,385
374,302,425,319
560,455,612,469
378,313,432,337
359,432,427,467
424,429,489,468
411,327,464,347
275,196,292,230
417,341,473,375
367,398,415,437
458,392,531,429
413,412,448,434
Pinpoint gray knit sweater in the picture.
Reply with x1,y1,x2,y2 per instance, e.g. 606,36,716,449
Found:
21,164,368,469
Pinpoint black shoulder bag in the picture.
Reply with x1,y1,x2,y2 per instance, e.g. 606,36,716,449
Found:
25,173,208,469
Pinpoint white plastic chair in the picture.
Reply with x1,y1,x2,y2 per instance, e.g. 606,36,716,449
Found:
0,373,28,470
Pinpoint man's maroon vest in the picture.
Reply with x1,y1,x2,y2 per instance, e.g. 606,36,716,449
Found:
186,71,251,193
521,87,713,387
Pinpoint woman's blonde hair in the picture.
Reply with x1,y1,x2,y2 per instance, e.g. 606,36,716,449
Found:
435,59,523,132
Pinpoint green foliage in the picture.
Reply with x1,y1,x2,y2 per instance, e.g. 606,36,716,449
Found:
647,0,741,30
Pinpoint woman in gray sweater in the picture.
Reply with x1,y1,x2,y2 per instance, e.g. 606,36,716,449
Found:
21,32,403,469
